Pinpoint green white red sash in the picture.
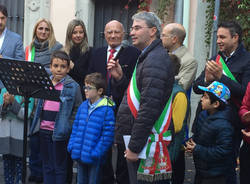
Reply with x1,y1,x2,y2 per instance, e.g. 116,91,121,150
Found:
127,65,173,182
215,55,238,82
25,46,35,62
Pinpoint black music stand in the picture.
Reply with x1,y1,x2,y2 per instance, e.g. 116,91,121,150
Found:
0,58,60,183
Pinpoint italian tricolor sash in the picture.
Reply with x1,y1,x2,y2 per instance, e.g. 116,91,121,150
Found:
127,65,173,182
25,46,35,62
215,55,238,83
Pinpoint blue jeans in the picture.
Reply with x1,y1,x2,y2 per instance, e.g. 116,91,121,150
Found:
77,161,101,184
40,129,67,184
29,132,43,178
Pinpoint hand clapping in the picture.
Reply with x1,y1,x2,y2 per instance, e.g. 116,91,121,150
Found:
205,60,223,81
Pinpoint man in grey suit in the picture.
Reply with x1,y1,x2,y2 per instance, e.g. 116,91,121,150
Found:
161,23,197,184
0,4,24,89
0,4,24,60
161,23,197,92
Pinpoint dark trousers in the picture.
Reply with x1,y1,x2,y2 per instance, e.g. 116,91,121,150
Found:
127,159,140,184
3,154,22,184
172,149,185,184
116,143,129,184
240,142,250,184
100,147,114,184
40,130,68,184
29,132,43,178
194,174,226,184
66,144,73,184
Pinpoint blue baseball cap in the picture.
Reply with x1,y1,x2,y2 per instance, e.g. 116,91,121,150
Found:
198,81,230,103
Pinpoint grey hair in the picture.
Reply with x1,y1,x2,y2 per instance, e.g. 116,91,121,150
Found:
132,11,162,38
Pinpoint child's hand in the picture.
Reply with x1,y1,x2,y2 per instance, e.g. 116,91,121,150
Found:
242,129,250,138
242,111,250,122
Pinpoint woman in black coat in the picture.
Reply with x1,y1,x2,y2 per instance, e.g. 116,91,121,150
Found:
65,19,92,97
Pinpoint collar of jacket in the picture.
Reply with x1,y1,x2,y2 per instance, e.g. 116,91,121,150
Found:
137,39,162,63
218,42,246,61
86,97,115,110
55,75,75,86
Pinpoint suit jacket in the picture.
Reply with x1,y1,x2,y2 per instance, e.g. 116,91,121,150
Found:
174,45,197,91
88,45,140,108
0,29,24,60
0,29,24,89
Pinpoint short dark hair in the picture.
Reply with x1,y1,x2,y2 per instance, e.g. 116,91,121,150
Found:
206,91,226,111
51,50,70,66
218,21,242,43
85,73,106,95
169,54,181,76
0,4,7,17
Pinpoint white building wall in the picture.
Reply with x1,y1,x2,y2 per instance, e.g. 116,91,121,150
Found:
188,0,209,135
50,0,75,46
75,0,95,47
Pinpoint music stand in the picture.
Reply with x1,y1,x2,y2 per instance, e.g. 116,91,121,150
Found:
0,58,60,183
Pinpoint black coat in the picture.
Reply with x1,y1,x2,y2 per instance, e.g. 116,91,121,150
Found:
192,107,234,177
68,47,92,87
115,39,174,153
88,45,140,108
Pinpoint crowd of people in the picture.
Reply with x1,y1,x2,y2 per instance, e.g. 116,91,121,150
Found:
0,3,249,184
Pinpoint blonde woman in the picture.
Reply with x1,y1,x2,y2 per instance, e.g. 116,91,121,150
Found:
65,19,92,94
25,18,62,74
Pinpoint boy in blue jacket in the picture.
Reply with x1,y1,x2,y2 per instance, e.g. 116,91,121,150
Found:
185,81,235,184
68,72,115,184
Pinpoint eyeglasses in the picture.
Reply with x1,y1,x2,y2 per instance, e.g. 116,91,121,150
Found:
130,26,151,32
83,86,96,91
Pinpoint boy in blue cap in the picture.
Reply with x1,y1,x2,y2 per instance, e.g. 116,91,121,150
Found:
185,81,235,184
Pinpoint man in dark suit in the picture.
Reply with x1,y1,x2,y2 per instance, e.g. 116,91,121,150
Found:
89,20,140,184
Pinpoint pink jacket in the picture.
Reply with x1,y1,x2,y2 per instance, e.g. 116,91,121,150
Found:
239,82,250,144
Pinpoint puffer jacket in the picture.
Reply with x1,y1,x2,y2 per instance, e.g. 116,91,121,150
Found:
192,106,234,177
68,97,115,164
115,39,174,153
